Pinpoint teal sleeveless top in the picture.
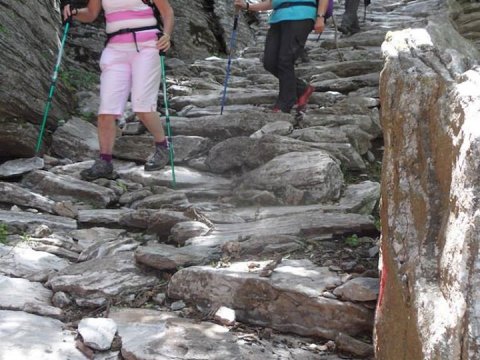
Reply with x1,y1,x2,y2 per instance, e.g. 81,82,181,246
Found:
269,0,317,24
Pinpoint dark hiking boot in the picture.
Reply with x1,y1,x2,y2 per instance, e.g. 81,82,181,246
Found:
144,146,169,171
296,85,315,114
80,159,115,181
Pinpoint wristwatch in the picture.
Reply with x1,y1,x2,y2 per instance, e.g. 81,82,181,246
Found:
317,13,325,19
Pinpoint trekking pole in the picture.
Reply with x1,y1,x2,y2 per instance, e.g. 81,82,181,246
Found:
220,7,240,115
159,50,176,188
34,17,72,164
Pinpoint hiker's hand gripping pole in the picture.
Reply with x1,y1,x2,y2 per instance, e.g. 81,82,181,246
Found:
35,14,72,157
220,7,240,115
157,34,176,188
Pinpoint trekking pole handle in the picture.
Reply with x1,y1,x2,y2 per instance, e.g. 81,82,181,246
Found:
233,8,240,28
156,33,168,56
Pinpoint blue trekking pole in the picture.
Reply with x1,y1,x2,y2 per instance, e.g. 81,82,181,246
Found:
220,8,240,115
159,50,176,188
34,17,72,166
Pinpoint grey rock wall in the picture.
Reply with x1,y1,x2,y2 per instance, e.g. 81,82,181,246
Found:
0,0,73,158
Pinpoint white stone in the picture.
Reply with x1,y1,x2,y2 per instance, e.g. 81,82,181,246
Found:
214,306,236,326
78,318,118,351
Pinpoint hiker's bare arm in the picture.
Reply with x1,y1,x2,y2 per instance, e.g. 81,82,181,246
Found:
63,0,102,23
153,0,174,37
314,0,328,33
153,0,174,51
234,0,273,12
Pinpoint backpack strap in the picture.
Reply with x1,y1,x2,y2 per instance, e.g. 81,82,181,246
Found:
105,25,160,52
141,0,163,29
105,0,163,52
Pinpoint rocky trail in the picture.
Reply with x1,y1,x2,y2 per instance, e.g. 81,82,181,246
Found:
0,0,425,359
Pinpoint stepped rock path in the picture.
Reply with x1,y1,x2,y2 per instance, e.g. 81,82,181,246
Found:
0,0,420,358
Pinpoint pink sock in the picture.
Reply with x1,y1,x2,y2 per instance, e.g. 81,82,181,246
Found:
156,139,168,149
100,153,112,163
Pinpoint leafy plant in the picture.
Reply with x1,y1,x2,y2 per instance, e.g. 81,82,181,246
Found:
345,234,360,247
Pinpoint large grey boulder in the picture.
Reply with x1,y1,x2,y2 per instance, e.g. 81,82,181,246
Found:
237,151,344,205
375,18,480,360
168,260,374,340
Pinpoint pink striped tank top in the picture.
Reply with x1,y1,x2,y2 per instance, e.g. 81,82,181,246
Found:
103,0,159,48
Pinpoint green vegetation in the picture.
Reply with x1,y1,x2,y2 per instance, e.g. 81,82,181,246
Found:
344,234,360,247
116,180,128,192
20,233,31,244
0,223,8,245
60,68,99,91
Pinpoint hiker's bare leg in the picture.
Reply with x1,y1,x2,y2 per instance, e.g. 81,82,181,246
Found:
137,112,166,142
98,114,118,154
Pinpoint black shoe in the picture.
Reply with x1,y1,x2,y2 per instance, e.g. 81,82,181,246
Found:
80,159,115,181
144,146,169,171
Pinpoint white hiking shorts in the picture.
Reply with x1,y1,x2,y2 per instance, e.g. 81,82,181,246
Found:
98,43,160,116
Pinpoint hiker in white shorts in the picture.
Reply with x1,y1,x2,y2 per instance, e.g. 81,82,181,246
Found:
62,0,174,180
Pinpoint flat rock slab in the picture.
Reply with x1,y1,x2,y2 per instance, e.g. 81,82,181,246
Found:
187,211,376,247
110,308,276,360
71,227,128,250
169,90,278,110
78,235,140,262
0,181,56,213
0,209,77,233
117,165,231,189
22,170,117,207
0,275,52,311
135,243,220,270
47,252,159,306
77,209,135,226
0,157,44,178
0,310,87,360
0,245,71,282
169,112,293,139
168,259,374,340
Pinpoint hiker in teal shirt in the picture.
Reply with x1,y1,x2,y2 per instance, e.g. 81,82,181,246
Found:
234,0,328,114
